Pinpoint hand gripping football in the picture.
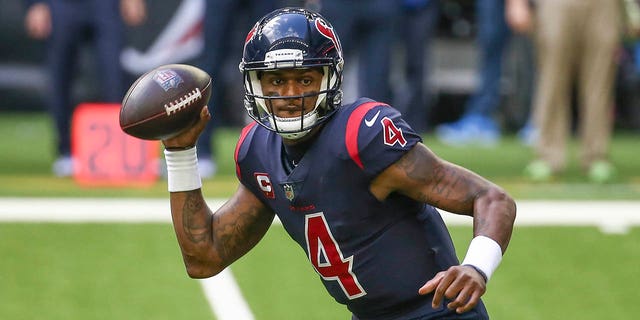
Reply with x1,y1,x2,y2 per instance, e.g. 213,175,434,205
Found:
120,64,212,140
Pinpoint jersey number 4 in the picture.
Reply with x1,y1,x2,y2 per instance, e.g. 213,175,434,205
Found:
305,213,366,299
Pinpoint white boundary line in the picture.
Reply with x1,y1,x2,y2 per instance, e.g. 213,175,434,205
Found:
1,198,639,233
1,197,639,320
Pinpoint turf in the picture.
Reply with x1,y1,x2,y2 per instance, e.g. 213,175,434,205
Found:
482,226,640,320
1,223,638,319
234,225,640,320
1,112,640,319
1,112,639,199
0,223,214,320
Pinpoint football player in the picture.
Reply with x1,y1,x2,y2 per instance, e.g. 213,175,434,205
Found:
162,7,516,319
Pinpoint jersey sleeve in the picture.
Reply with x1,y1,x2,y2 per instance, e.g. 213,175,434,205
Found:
234,122,258,182
345,103,422,178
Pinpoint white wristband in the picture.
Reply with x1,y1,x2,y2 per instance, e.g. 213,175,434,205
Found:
461,236,503,282
164,147,202,192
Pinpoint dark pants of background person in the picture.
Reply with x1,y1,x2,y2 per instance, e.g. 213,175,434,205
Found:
435,0,512,146
196,0,277,163
320,0,400,105
397,0,440,133
465,0,510,118
47,0,125,157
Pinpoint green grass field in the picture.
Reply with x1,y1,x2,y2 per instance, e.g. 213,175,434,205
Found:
1,113,639,199
1,112,639,319
1,223,638,320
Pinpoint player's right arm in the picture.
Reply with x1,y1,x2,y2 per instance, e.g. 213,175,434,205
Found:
163,106,275,278
169,184,274,278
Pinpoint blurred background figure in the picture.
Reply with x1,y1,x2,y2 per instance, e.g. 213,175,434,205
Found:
504,0,537,146
523,0,623,183
615,0,640,133
319,0,400,105
395,0,441,134
435,0,511,146
23,0,146,177
615,39,640,133
195,0,278,178
435,0,535,146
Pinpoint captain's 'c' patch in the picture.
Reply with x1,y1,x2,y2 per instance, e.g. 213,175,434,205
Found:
254,173,275,199
381,117,407,147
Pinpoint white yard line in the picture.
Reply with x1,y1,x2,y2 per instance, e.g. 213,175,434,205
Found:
199,269,255,320
0,197,245,320
1,198,639,320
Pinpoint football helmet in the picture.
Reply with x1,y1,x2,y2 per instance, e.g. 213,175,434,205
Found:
239,7,344,140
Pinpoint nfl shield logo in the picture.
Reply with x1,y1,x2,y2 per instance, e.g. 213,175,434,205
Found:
152,69,183,91
283,184,295,201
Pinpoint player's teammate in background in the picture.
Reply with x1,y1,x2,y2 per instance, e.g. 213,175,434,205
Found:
23,0,146,176
162,8,516,319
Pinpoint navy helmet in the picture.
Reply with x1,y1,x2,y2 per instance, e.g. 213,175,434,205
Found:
239,7,344,139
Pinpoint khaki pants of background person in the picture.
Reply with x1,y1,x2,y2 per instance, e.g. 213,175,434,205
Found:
532,0,622,172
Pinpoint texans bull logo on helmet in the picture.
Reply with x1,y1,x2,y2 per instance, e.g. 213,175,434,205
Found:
244,24,257,48
315,18,341,53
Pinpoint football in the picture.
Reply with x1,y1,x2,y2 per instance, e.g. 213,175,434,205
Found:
119,64,212,140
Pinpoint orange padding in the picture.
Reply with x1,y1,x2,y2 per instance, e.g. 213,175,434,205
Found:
71,103,160,187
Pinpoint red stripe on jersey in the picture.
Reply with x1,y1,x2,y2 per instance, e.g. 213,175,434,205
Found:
234,122,258,178
345,101,388,170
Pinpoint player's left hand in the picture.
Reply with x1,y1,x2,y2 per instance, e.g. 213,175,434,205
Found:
418,265,486,314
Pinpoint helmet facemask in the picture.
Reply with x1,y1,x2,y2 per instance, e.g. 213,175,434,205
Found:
242,50,343,140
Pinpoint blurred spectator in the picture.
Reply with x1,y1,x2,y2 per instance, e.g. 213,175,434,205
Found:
505,0,537,145
396,0,441,134
23,0,146,177
614,40,640,132
615,0,640,132
435,0,511,146
195,0,278,178
523,0,622,183
319,0,400,104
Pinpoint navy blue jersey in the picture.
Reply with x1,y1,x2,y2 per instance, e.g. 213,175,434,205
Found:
234,98,488,319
